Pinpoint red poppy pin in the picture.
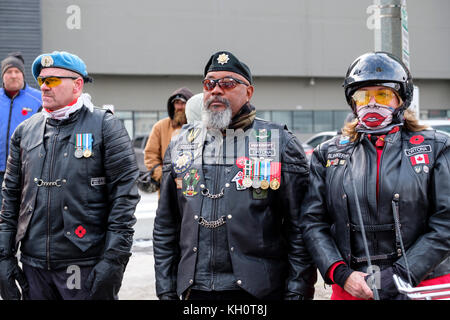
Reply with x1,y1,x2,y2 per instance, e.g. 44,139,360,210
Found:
236,156,249,168
410,135,424,145
21,107,32,116
75,225,86,238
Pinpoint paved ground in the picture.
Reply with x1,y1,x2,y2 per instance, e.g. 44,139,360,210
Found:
119,191,332,300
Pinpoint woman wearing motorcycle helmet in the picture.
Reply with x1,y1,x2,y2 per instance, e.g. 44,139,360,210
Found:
300,52,450,300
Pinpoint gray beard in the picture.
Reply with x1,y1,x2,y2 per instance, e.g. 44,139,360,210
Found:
202,102,232,130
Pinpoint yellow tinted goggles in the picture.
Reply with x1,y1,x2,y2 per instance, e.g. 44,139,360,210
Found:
37,76,78,88
352,88,399,107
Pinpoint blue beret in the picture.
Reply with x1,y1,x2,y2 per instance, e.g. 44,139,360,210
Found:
204,51,252,84
31,51,92,83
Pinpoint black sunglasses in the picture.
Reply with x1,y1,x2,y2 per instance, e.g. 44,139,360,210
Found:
202,77,249,91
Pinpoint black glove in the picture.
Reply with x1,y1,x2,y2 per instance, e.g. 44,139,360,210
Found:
365,266,409,300
86,259,126,300
0,256,28,300
159,292,179,300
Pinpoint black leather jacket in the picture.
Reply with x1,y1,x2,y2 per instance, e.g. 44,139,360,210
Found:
153,118,317,299
300,128,450,286
0,106,140,269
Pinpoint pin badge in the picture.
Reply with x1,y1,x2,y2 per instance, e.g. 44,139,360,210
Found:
217,53,230,65
41,55,54,67
187,128,200,143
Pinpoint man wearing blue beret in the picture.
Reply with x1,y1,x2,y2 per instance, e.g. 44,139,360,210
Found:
0,51,140,300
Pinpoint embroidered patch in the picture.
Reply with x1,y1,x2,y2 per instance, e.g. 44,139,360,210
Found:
173,151,194,174
75,225,86,238
404,145,432,157
252,129,271,141
410,135,424,145
339,136,350,145
177,143,199,151
327,152,350,159
175,178,183,189
231,171,246,190
330,158,339,166
410,154,429,166
182,169,200,196
252,188,268,200
91,177,106,186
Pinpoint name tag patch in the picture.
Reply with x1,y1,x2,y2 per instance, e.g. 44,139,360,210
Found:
91,177,106,186
404,145,432,157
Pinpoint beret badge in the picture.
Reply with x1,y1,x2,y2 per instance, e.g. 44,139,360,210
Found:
217,53,230,65
41,55,54,67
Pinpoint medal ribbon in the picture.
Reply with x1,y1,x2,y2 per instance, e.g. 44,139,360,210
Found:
243,159,253,178
252,159,260,181
270,162,281,182
261,160,271,182
76,134,83,151
83,133,92,153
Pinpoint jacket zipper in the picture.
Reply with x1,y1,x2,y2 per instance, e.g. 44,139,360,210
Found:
210,140,223,291
5,97,15,166
47,125,60,270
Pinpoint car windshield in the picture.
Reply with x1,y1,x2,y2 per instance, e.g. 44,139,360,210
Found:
433,125,450,134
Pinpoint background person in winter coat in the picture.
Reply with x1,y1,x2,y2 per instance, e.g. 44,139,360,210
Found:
144,87,193,183
0,52,41,204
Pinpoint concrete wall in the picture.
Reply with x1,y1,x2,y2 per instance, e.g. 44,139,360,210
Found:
41,0,450,79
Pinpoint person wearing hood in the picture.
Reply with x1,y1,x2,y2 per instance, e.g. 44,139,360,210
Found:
0,52,42,205
144,87,193,184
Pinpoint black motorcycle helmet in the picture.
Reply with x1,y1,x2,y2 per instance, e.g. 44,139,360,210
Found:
343,52,413,116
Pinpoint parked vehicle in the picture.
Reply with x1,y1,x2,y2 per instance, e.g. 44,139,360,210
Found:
305,131,338,149
420,119,450,135
132,135,149,173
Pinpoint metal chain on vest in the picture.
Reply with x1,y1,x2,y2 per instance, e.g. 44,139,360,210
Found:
201,187,225,199
198,216,226,229
34,178,66,187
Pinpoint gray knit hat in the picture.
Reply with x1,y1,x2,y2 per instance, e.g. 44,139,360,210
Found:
1,52,25,78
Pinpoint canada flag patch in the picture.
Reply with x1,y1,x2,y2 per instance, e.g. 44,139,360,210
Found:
410,154,429,166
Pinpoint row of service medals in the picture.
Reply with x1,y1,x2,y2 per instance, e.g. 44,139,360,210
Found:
241,158,281,190
74,133,93,158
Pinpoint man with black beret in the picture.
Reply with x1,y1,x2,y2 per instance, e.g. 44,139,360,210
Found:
0,52,41,207
153,51,317,300
0,51,140,300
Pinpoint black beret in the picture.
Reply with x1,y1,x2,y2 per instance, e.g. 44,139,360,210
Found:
204,51,252,84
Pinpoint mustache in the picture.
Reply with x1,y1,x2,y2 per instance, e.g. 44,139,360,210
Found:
205,96,230,109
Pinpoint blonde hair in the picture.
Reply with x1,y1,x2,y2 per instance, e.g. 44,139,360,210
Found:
341,109,429,141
